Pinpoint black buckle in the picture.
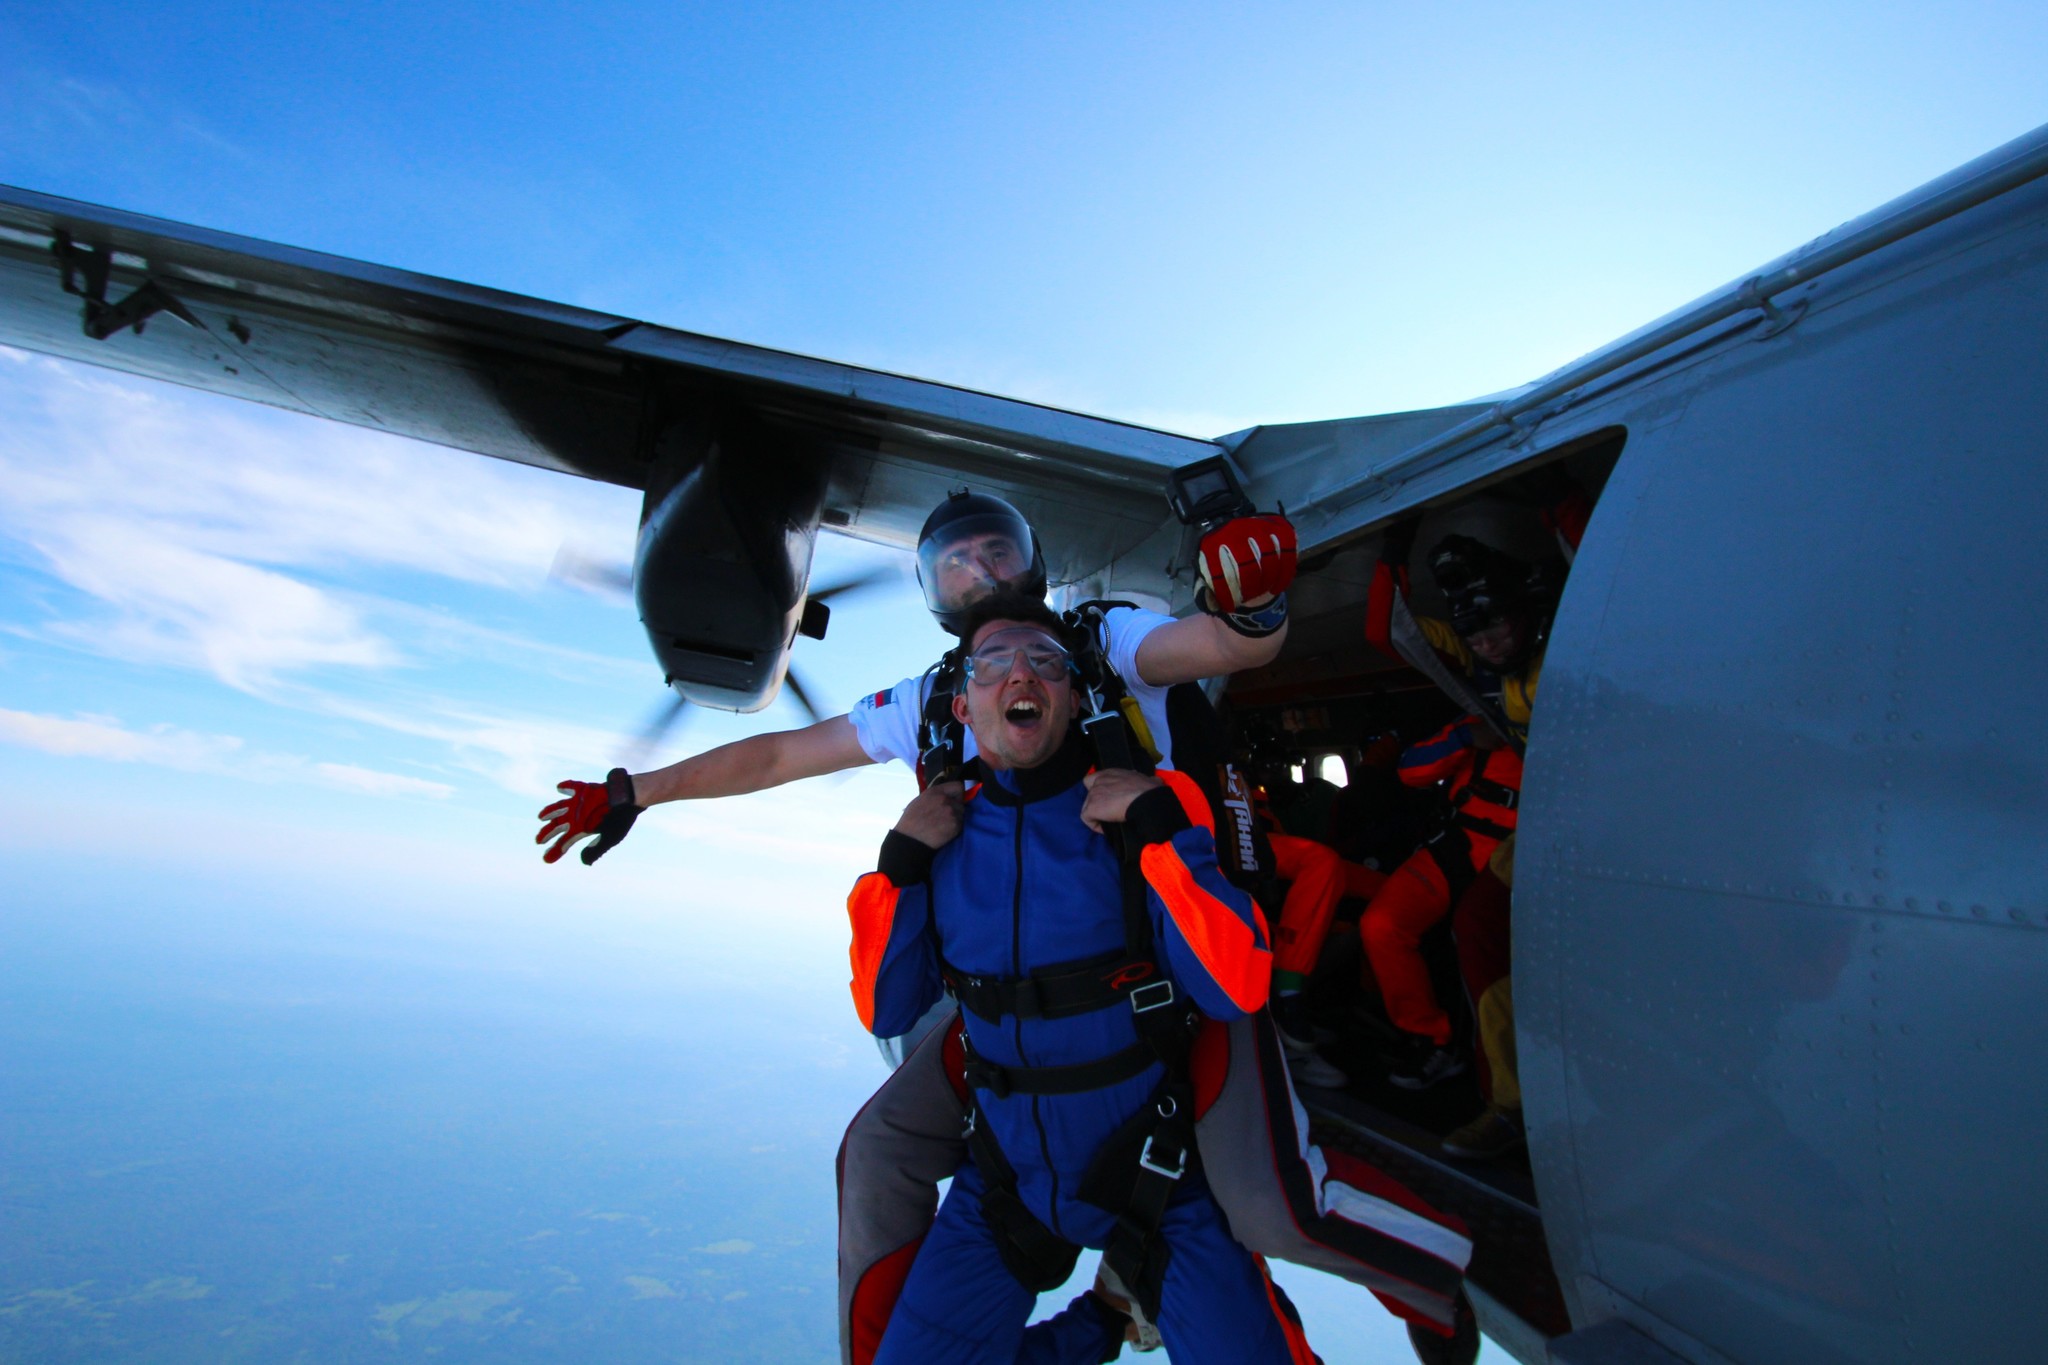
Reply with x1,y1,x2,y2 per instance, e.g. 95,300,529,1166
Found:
965,1057,1012,1100
1129,980,1176,1015
1465,776,1519,810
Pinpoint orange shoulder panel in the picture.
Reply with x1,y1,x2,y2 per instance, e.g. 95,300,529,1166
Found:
1139,842,1269,1015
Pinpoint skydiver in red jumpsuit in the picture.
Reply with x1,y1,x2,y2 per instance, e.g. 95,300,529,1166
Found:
1358,482,1589,1093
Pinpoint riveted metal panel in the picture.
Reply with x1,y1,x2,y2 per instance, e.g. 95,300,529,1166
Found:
1519,173,2048,1364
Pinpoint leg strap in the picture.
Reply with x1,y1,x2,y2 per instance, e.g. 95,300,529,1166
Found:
1423,824,1478,905
1078,1080,1195,1323
961,1102,1082,1293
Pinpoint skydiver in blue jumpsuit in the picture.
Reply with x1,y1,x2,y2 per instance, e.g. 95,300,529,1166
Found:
845,597,1319,1365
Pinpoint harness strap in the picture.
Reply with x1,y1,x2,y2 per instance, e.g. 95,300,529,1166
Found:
961,1091,1084,1293
1081,706,1143,776
964,1035,1163,1100
916,653,968,788
1453,775,1520,811
1453,812,1517,842
943,947,1163,1025
1424,825,1479,905
962,1064,1197,1323
1078,1079,1196,1324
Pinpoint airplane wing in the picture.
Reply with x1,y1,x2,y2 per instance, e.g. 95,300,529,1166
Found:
0,185,1228,708
0,186,1218,582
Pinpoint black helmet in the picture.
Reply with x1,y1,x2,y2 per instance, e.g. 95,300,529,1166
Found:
916,491,1047,636
1427,535,1534,637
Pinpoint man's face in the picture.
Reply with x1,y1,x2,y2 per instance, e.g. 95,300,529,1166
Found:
1463,614,1526,669
929,531,1031,613
951,621,1075,771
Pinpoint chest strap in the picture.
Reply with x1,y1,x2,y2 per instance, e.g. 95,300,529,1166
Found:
958,979,1188,1098
944,948,1163,1025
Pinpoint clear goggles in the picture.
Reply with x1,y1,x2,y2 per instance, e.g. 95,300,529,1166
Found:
962,628,1076,684
918,512,1038,616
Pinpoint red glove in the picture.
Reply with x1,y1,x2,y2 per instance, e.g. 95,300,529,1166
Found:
1198,514,1297,613
536,769,642,865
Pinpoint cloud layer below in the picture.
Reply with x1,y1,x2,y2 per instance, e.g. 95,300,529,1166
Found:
0,707,454,799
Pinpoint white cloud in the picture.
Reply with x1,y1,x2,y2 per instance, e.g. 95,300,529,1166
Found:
296,692,633,798
35,518,397,689
311,762,459,800
0,707,453,800
0,708,244,767
0,351,637,584
0,349,642,688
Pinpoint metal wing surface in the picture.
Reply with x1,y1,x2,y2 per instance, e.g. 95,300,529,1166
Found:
0,185,1220,588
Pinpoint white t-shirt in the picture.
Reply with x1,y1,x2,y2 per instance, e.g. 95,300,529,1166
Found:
849,605,1182,773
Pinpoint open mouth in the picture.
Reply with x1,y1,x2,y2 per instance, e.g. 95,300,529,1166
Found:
1004,698,1044,726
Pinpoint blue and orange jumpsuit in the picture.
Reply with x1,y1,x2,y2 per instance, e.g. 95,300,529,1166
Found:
846,748,1317,1365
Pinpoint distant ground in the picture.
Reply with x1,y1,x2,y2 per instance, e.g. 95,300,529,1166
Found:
0,852,1487,1363
0,857,871,1363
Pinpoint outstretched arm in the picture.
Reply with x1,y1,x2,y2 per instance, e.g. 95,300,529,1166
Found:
631,713,873,805
537,713,876,865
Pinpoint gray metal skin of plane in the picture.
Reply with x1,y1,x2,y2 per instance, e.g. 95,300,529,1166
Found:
4,120,2047,1365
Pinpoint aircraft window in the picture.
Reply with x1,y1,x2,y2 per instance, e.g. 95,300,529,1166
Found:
1289,761,1307,784
1316,754,1349,788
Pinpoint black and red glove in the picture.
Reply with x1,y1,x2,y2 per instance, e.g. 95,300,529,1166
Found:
1198,513,1297,613
536,768,642,866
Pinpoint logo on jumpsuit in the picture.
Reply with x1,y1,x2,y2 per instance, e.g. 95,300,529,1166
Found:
1105,961,1157,991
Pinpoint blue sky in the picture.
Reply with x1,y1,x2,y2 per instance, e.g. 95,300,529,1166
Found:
4,1,2044,898
0,6,2044,1358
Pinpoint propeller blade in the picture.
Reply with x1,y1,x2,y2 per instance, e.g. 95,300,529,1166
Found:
781,666,823,725
805,564,899,607
797,564,902,643
549,545,633,601
620,692,690,768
